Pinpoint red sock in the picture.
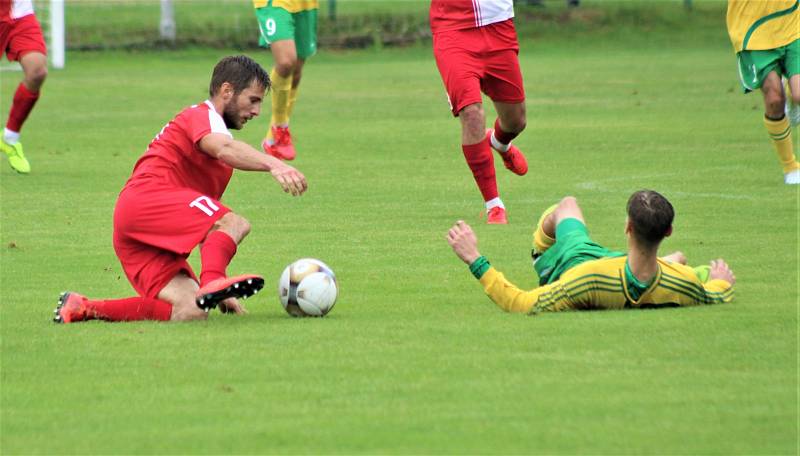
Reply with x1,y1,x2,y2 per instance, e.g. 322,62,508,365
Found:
199,230,238,286
462,137,498,202
86,297,172,321
6,83,40,133
493,118,519,145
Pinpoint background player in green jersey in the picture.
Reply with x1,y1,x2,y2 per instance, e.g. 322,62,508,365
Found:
727,0,800,185
253,0,318,161
447,190,735,313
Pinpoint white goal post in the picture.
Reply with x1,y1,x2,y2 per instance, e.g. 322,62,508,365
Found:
48,0,65,69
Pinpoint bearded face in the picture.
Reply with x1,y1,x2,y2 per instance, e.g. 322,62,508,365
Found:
221,82,265,130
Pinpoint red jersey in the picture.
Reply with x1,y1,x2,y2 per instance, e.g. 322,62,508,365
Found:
0,0,34,22
430,0,514,34
126,101,234,200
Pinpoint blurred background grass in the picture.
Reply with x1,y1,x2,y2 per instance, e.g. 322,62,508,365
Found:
55,0,728,50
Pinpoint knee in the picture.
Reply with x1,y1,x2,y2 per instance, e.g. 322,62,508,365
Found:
274,58,297,78
559,196,578,210
216,212,251,242
763,85,785,117
460,104,485,135
791,90,800,106
25,64,48,89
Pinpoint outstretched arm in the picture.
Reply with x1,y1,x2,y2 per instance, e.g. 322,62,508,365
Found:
198,132,307,196
447,221,557,313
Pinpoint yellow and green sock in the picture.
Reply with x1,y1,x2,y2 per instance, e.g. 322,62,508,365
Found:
764,115,800,173
266,68,293,142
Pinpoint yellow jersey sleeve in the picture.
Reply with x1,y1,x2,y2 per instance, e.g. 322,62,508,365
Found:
477,261,628,314
727,0,800,52
652,261,735,307
478,267,548,314
253,0,319,12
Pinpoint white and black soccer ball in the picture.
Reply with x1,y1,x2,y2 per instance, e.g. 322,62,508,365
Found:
278,258,338,317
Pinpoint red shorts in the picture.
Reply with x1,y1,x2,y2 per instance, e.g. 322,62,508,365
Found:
113,183,231,298
0,14,47,62
433,19,525,116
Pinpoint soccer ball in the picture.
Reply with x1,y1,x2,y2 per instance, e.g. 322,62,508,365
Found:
278,258,338,317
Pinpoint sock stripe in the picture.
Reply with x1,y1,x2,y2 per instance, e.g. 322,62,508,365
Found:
771,130,791,141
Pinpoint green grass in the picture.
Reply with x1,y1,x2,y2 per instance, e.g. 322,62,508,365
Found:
1,23,798,455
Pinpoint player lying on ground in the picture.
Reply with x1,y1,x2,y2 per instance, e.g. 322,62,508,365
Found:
726,0,800,184
0,0,48,174
55,55,308,323
447,190,735,313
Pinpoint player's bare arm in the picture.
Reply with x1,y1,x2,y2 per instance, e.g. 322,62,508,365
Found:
199,132,307,196
447,220,481,265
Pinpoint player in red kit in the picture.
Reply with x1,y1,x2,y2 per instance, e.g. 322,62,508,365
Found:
54,55,308,323
431,0,529,224
0,0,48,174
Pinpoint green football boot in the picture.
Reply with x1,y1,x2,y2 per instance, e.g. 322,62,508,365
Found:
0,139,31,174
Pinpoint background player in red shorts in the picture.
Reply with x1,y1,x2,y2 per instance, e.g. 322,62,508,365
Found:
431,0,529,224
0,0,48,174
54,55,308,324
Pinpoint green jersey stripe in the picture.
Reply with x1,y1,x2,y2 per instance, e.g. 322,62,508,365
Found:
742,0,799,51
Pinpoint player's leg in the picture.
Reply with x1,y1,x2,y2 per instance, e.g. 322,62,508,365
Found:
255,4,297,159
198,211,250,287
195,211,264,311
784,75,800,126
285,7,316,121
53,291,176,323
761,70,800,184
483,20,528,176
459,102,506,224
434,28,505,223
532,196,586,257
158,273,206,321
287,58,305,119
2,15,48,174
490,101,528,175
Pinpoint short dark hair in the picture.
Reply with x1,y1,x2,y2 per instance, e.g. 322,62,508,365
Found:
209,55,270,97
626,190,674,246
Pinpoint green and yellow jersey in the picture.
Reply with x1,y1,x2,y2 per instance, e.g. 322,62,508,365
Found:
473,256,734,314
253,0,318,13
727,0,800,52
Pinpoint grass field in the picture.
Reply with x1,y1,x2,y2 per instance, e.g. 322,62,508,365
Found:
1,10,798,454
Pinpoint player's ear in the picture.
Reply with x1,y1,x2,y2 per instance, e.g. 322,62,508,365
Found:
664,225,673,238
220,82,234,100
624,217,632,235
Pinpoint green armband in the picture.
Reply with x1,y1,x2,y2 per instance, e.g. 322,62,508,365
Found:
469,256,491,279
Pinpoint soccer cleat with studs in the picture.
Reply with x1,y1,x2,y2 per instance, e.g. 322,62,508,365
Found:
196,274,265,312
53,291,87,324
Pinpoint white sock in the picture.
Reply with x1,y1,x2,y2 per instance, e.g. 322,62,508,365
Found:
3,128,20,145
485,197,505,210
490,131,510,153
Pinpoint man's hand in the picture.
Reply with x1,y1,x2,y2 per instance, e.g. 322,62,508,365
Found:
219,297,247,315
709,259,736,285
661,251,687,265
447,220,481,265
270,162,307,196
